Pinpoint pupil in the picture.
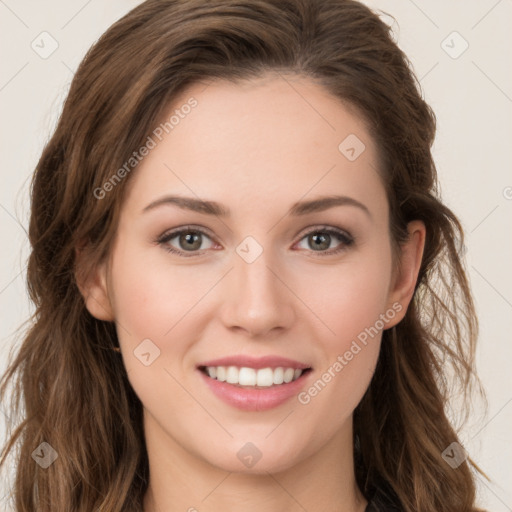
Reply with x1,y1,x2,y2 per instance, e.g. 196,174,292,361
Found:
181,232,201,250
311,233,329,250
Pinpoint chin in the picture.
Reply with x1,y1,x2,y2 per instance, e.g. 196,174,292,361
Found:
200,437,308,475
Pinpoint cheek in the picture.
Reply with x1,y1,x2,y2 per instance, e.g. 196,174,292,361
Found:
109,241,202,342
296,242,392,409
296,279,388,437
108,244,200,411
108,240,218,395
306,246,393,352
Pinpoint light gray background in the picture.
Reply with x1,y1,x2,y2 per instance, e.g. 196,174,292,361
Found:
1,1,511,510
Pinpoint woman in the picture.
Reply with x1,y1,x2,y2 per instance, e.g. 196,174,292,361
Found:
0,0,488,510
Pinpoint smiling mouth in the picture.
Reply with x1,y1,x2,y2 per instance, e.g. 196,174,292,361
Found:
198,365,313,388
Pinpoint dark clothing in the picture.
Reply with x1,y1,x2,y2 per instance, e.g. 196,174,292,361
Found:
364,485,403,511
365,500,398,511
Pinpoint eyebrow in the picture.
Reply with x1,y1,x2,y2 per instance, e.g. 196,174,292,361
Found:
142,194,372,219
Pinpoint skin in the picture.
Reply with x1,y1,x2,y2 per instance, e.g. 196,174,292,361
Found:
80,73,425,512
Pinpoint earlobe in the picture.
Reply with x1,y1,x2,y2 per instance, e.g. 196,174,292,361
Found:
75,249,114,322
386,220,426,327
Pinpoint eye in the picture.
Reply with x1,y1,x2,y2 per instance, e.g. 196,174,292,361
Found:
294,226,354,255
157,226,217,257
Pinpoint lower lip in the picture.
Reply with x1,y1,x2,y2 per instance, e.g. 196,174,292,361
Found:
198,369,311,411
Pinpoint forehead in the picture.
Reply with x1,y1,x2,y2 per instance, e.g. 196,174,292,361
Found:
121,73,387,221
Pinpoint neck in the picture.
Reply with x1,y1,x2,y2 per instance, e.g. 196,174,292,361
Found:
142,410,367,512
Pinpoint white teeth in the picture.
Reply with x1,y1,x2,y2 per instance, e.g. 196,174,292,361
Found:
283,368,295,383
273,367,284,385
226,366,238,384
216,366,226,382
203,366,306,387
239,367,256,386
256,368,274,387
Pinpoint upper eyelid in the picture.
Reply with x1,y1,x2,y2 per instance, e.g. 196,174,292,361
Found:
158,224,216,242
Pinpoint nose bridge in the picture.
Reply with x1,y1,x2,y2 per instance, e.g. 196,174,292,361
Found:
221,234,295,336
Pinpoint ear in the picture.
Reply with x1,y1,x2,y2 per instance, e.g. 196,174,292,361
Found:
75,247,114,322
385,220,426,328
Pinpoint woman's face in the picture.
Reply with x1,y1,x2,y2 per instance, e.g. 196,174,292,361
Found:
85,73,423,474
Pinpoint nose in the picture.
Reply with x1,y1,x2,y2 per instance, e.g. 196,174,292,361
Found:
218,242,296,338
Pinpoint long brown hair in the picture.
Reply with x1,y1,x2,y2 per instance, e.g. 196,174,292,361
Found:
1,0,488,510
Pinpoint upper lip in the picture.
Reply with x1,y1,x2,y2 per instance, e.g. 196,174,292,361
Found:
197,355,312,370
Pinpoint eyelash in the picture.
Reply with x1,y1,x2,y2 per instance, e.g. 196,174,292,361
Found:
155,224,355,258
